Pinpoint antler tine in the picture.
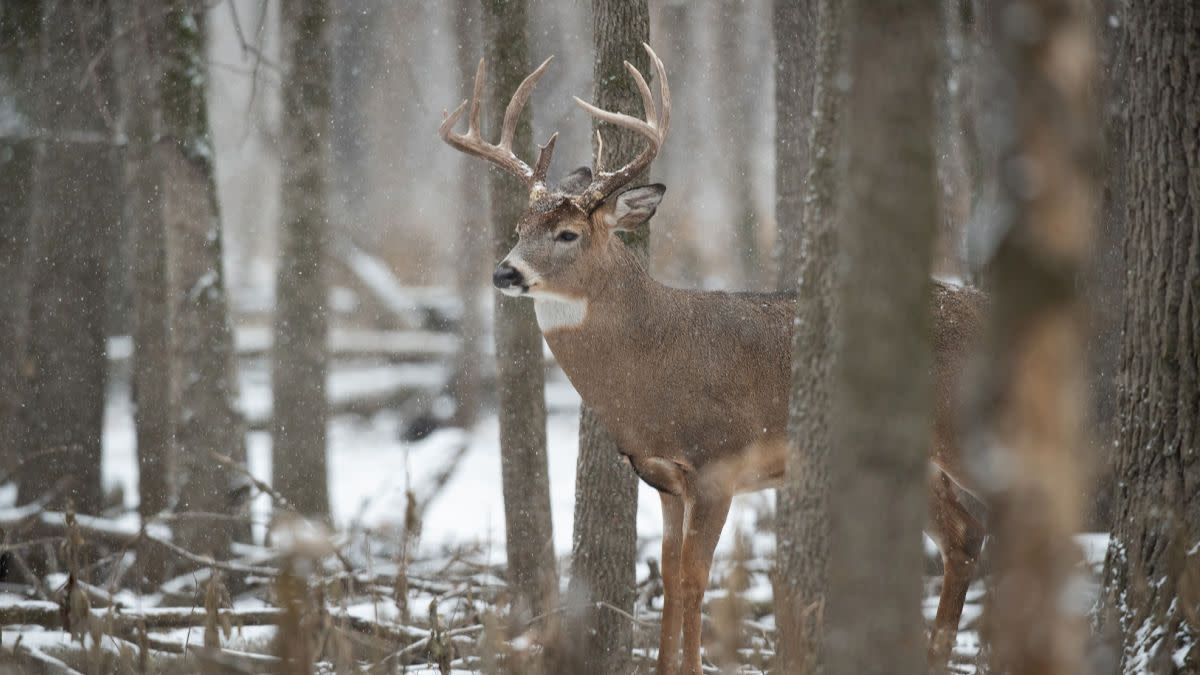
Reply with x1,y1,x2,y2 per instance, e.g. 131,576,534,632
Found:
440,100,469,139
625,60,657,130
500,56,554,152
530,132,558,198
468,57,486,136
645,43,671,141
595,130,605,173
573,96,659,145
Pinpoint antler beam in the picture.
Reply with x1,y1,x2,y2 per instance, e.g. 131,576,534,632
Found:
438,56,558,199
573,43,671,213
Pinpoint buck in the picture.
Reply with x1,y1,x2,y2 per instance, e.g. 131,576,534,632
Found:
440,44,986,675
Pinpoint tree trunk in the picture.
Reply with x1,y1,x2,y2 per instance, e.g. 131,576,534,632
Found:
824,2,938,673
772,0,819,288
117,0,173,585
0,1,40,474
976,2,1097,673
563,2,648,672
273,0,333,520
480,0,558,624
1101,2,1200,672
774,1,843,671
163,0,248,559
18,0,120,516
450,0,487,430
716,0,764,289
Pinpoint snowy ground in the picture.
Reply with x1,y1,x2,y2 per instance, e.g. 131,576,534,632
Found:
1,353,1107,673
100,362,772,568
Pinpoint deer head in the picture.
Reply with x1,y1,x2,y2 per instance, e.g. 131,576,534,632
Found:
438,44,670,313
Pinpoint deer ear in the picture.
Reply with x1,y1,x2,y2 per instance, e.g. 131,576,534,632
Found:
556,167,593,195
601,184,666,231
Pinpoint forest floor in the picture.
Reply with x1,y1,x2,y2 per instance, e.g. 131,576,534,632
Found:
0,357,1108,673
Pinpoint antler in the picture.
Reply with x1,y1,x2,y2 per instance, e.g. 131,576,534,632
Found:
439,56,558,201
573,43,671,213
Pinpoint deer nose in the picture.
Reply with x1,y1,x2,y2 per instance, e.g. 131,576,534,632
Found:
493,263,523,289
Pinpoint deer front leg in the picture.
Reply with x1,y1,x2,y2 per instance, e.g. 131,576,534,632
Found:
658,492,686,675
927,471,984,673
678,491,732,675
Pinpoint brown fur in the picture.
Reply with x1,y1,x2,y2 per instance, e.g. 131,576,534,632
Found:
443,46,985,673
505,194,987,674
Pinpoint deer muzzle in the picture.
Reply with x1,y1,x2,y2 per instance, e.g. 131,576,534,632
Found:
492,262,525,293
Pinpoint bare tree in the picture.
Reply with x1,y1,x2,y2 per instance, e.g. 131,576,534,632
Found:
17,0,120,516
824,1,939,673
117,0,173,583
273,0,333,520
715,0,766,289
449,0,487,429
0,2,39,475
564,2,649,672
162,0,249,558
975,1,1097,672
773,0,843,671
772,0,819,287
1100,1,1200,671
479,0,558,622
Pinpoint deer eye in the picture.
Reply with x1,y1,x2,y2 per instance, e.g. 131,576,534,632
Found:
555,230,579,243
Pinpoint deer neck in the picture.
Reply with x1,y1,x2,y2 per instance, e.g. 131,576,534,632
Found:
535,241,661,376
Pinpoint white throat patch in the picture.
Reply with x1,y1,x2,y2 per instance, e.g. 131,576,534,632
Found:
532,293,588,332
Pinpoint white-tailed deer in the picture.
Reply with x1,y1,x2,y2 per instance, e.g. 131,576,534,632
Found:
440,44,985,675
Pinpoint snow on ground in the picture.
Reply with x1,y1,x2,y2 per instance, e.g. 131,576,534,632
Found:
100,362,769,568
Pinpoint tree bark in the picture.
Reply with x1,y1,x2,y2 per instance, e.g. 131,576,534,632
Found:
716,0,766,289
480,0,558,624
450,0,487,430
0,1,40,474
824,2,938,673
17,0,120,516
117,0,174,585
774,1,843,671
976,1,1098,673
772,0,819,287
564,2,648,672
273,0,333,520
162,0,249,559
1101,2,1200,672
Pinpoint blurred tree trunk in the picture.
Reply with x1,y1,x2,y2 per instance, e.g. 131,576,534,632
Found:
773,1,843,671
932,0,971,278
450,0,487,429
273,0,333,520
716,0,763,289
163,0,249,559
331,0,378,230
1101,2,1200,672
772,0,819,287
978,1,1097,672
0,2,40,474
480,0,558,623
17,0,120,516
1085,0,1126,532
563,2,648,672
824,2,938,674
118,0,173,584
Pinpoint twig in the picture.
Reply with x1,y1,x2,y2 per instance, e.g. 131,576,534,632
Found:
208,450,293,511
0,445,75,487
524,600,658,630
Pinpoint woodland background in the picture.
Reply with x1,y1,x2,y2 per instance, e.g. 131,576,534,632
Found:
1,0,1198,674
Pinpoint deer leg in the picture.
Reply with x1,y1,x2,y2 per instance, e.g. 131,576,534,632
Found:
678,491,731,675
657,492,686,675
926,471,984,672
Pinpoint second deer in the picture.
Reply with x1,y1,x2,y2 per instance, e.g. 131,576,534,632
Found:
439,44,986,675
